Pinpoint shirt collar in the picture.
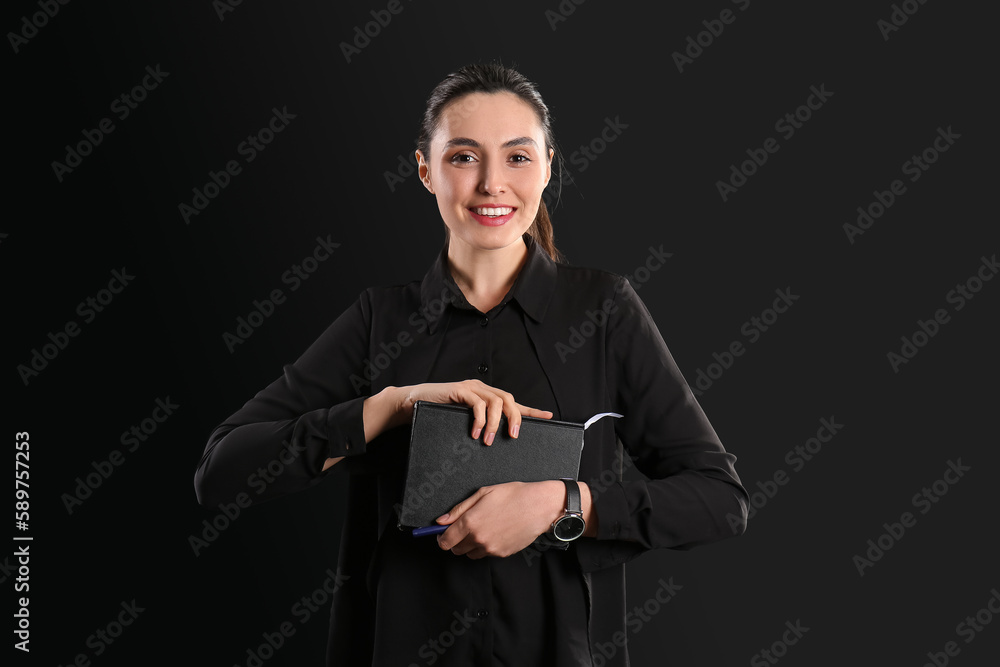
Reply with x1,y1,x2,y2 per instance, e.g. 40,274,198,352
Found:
419,232,557,334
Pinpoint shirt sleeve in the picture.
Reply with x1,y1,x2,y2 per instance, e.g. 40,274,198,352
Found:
193,290,372,509
592,277,749,550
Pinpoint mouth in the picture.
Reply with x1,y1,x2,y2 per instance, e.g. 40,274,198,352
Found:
467,205,517,227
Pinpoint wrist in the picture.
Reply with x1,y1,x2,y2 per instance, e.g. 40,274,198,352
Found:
363,386,406,443
382,386,410,428
548,479,589,542
579,481,598,537
546,479,567,526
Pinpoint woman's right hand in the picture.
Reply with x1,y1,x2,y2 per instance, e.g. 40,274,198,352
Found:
324,380,553,471
391,379,553,445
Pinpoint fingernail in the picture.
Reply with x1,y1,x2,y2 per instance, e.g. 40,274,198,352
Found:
437,513,449,523
472,427,481,439
485,431,495,446
511,424,519,438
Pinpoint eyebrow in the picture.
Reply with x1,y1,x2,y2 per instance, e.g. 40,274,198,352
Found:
443,136,538,150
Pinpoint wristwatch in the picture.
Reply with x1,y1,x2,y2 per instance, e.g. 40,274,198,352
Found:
551,478,586,542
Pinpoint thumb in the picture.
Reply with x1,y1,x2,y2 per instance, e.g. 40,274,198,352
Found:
437,487,486,524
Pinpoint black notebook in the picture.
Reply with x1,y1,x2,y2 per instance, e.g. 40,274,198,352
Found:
396,400,622,529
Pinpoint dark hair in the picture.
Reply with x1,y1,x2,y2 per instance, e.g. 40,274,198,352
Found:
416,62,566,264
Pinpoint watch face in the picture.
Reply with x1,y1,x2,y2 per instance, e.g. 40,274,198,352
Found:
554,515,585,541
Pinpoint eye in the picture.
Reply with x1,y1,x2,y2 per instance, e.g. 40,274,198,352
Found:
450,153,476,164
510,153,531,164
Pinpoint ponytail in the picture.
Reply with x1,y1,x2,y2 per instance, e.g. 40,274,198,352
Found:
527,200,564,264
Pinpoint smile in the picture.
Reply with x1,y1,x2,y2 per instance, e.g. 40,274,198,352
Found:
467,205,517,227
469,206,514,217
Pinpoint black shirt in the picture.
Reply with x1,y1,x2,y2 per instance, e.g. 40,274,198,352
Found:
370,237,590,666
194,232,748,666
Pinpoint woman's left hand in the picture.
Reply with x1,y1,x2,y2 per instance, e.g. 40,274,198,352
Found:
435,480,572,559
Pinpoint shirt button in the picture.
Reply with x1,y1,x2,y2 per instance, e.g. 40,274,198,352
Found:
479,316,489,326
477,609,489,619
477,363,488,374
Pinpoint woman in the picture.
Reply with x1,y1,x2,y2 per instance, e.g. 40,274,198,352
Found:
194,62,748,666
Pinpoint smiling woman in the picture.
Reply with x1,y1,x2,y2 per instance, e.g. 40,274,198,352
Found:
415,65,565,264
416,88,555,312
193,61,747,667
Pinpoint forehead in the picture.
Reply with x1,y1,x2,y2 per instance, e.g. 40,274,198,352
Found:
434,91,543,145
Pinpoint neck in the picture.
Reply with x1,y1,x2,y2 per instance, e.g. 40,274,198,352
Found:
446,235,529,308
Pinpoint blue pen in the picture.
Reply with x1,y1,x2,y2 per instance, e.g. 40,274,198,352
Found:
412,525,448,537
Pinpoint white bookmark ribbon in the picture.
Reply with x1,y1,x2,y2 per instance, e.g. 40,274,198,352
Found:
583,412,624,430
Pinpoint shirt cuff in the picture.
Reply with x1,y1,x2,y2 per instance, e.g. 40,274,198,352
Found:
325,395,369,459
593,481,632,541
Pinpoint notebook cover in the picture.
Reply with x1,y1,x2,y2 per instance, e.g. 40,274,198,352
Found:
397,400,585,529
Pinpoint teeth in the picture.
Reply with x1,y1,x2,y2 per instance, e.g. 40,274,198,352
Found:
472,207,513,216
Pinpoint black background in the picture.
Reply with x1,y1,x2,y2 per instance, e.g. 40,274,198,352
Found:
6,1,998,665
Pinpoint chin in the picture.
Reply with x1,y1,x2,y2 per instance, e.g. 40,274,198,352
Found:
451,221,530,250
478,225,530,247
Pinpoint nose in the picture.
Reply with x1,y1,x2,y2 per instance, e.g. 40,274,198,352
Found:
479,158,506,195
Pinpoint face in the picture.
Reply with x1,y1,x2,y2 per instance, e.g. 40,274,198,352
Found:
417,91,553,253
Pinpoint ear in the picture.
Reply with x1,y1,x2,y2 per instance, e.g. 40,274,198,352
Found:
544,147,553,187
416,149,435,194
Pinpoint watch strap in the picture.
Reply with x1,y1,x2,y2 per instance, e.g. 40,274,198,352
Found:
561,478,580,514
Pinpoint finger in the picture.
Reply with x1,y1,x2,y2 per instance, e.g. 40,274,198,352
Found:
438,516,482,552
443,522,490,558
466,388,487,440
445,533,475,556
437,524,467,552
494,390,522,438
463,546,487,560
515,403,554,420
437,487,483,525
482,394,504,445
472,384,518,442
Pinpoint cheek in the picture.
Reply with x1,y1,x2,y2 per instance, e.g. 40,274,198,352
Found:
435,169,475,201
512,168,547,195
